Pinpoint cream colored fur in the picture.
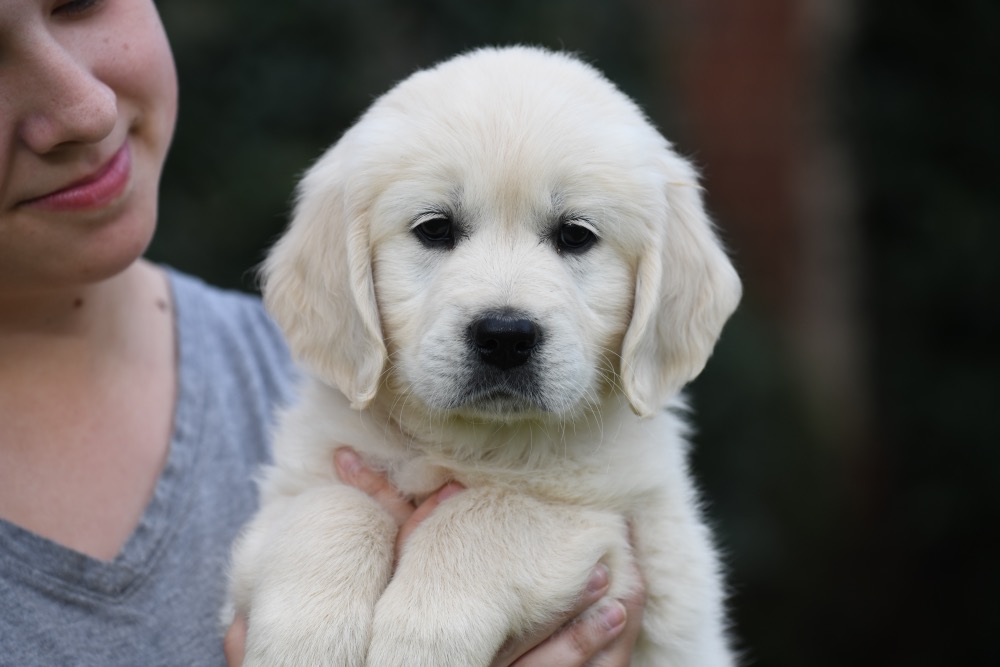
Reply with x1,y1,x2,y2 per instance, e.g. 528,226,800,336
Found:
228,46,742,666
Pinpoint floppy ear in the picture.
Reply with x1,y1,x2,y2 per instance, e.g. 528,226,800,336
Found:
261,144,386,410
620,155,742,417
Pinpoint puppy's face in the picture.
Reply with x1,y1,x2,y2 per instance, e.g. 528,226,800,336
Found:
371,167,637,421
264,48,741,421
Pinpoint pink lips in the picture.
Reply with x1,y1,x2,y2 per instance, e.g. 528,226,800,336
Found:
23,143,132,211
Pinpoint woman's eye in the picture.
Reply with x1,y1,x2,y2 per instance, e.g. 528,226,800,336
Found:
413,216,455,249
556,222,597,254
53,0,102,17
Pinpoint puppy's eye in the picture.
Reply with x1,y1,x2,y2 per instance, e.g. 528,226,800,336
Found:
413,216,455,249
556,222,597,254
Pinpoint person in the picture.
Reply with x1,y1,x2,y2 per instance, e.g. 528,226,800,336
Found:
0,1,644,665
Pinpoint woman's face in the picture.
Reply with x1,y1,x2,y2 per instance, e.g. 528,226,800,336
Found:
0,0,178,293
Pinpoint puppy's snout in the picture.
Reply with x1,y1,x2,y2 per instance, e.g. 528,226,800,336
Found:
469,314,540,371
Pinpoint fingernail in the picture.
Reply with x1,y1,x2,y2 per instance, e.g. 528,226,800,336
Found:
334,448,362,478
599,601,626,632
587,563,610,594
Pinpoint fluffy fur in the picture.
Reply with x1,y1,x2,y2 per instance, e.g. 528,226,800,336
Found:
228,46,742,666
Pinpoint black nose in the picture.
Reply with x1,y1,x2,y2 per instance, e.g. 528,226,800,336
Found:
469,315,540,370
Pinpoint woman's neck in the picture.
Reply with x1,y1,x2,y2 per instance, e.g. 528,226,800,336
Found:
0,259,177,560
0,260,169,367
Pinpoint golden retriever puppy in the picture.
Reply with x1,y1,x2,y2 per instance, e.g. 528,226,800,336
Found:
228,46,742,666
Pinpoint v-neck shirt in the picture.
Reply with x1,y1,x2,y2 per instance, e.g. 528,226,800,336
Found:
0,269,297,666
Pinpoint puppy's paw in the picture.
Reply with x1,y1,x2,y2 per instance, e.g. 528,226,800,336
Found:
232,483,399,665
242,595,371,667
365,599,504,667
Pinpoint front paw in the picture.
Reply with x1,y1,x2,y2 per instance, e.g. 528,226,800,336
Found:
232,485,398,666
242,593,372,667
365,596,506,667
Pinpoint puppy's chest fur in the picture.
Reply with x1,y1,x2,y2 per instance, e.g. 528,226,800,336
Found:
273,379,683,510
236,374,726,666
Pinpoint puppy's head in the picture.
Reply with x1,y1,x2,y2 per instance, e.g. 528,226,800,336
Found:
263,47,741,419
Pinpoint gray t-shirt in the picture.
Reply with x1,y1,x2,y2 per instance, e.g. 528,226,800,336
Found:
0,269,298,666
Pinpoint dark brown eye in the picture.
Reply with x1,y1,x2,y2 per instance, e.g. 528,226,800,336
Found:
413,216,455,249
556,222,597,254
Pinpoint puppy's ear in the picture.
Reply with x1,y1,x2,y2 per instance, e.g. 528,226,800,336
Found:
621,155,742,417
261,145,386,409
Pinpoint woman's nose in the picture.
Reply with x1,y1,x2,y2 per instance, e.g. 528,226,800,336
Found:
17,40,117,154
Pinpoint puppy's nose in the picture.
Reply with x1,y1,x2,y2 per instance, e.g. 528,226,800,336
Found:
469,315,539,370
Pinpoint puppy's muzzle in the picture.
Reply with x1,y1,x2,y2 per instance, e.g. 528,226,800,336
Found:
468,313,540,371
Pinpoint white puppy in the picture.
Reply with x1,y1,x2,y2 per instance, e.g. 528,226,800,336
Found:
228,46,742,666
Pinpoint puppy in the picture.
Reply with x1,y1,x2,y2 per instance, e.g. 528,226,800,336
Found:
228,46,742,666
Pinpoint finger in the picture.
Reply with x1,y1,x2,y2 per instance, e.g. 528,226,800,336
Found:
334,447,415,526
490,563,611,667
395,482,464,555
509,600,627,667
223,617,246,667
585,582,646,667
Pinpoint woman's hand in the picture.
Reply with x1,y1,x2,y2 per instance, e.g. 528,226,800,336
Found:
490,560,645,667
223,617,247,667
224,447,646,666
332,447,465,558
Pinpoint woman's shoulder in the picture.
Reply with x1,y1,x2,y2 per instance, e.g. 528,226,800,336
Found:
166,268,271,326
167,267,284,348
164,266,300,407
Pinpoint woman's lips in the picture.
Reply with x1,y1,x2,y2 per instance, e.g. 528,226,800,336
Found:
22,143,132,211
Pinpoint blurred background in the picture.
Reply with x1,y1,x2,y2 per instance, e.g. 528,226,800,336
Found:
152,0,999,664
